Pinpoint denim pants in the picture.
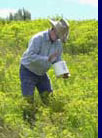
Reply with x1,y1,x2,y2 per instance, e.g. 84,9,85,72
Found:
19,64,53,96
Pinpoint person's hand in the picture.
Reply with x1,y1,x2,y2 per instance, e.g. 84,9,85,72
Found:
62,73,70,79
48,51,59,62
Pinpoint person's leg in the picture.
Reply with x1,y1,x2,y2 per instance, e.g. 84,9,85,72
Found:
19,64,38,125
23,96,35,127
20,64,36,99
36,73,53,105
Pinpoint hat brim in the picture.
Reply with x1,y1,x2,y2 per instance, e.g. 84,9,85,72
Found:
49,19,58,28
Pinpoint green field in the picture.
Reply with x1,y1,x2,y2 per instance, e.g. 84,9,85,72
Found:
0,19,98,138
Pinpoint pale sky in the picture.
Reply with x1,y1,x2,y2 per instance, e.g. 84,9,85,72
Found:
0,0,98,20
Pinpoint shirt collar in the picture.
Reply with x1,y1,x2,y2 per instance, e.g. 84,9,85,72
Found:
44,30,50,41
44,30,59,44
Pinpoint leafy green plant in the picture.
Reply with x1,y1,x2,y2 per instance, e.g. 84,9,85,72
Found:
0,19,98,138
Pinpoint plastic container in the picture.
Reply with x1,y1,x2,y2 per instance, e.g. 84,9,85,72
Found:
52,61,70,77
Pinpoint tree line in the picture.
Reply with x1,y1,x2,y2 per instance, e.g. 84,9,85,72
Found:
0,8,31,22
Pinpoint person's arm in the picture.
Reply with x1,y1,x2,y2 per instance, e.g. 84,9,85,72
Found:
52,45,63,64
27,35,59,68
27,36,50,67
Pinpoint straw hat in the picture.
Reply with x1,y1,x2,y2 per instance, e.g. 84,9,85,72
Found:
49,19,69,42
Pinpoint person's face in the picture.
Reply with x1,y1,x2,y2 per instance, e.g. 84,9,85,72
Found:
50,28,59,42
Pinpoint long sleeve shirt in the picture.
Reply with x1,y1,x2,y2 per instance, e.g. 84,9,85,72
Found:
20,30,63,76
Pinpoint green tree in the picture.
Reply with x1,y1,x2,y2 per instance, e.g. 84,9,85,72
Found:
8,8,31,21
9,13,14,21
23,8,31,20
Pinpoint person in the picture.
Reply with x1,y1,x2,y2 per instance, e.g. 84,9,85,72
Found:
19,18,69,125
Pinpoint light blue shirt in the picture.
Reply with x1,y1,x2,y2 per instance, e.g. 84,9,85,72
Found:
21,30,63,76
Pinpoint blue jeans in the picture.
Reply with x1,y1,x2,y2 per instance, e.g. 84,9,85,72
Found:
19,64,53,96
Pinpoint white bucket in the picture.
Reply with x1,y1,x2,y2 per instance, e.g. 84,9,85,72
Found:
52,61,70,77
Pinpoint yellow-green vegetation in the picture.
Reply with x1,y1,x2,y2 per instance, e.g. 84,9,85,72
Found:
0,19,98,138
